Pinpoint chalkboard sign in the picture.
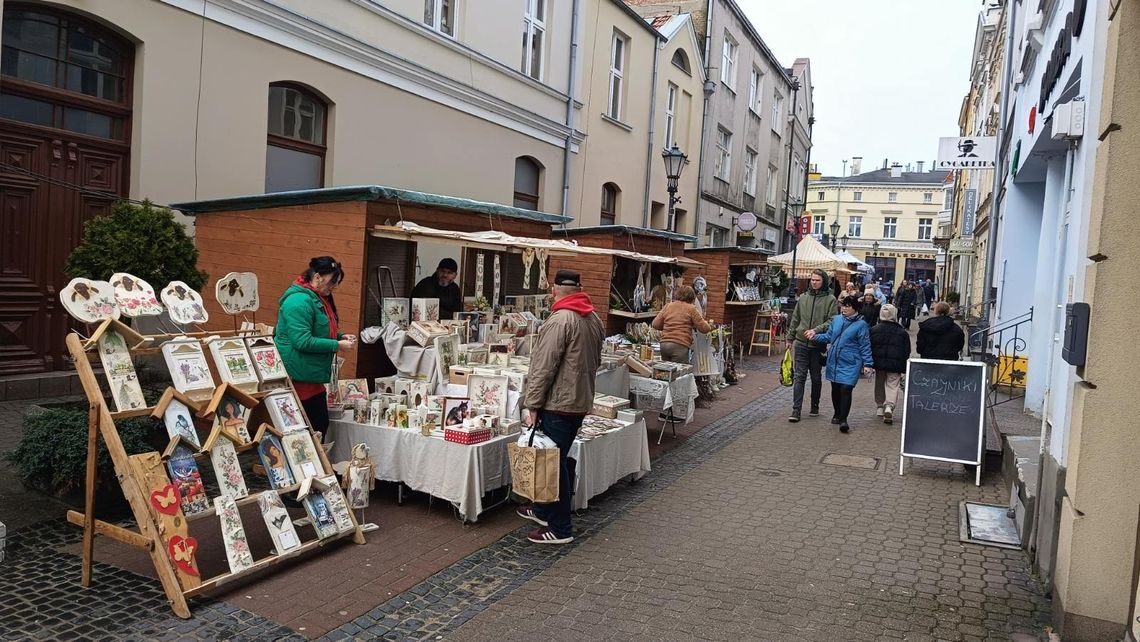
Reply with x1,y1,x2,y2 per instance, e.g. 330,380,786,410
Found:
899,359,986,484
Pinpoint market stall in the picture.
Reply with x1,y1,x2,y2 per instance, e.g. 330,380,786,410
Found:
767,235,855,293
684,245,780,348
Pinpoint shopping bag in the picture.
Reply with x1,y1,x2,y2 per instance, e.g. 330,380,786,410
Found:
507,425,560,503
780,348,794,387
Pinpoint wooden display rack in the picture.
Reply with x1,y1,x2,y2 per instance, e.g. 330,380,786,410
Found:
65,326,365,618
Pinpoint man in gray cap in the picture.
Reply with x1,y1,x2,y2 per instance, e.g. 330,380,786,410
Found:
517,269,604,544
410,257,462,319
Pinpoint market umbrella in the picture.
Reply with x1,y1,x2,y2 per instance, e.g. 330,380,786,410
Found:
834,250,875,275
768,235,854,278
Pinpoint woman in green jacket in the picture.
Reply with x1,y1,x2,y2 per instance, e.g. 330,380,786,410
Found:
276,256,355,434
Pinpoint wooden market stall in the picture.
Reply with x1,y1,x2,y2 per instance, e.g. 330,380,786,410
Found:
684,246,773,348
173,185,572,380
767,235,855,295
549,225,702,336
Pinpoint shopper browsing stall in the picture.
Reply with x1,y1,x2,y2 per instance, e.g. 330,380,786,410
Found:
651,285,713,364
410,257,462,320
276,256,356,434
517,269,605,545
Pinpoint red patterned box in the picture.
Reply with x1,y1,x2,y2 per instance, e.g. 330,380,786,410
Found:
444,426,492,445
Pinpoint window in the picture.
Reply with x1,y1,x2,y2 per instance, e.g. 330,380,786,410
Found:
607,31,626,120
714,127,731,180
266,83,327,192
888,192,897,203
721,34,737,89
521,0,545,80
600,183,619,225
771,92,783,130
813,215,825,235
852,191,862,202
923,192,933,204
918,217,933,240
848,216,862,237
817,191,826,201
671,49,690,75
765,166,778,206
706,223,728,247
743,149,757,196
749,68,762,114
423,0,456,36
663,83,677,147
883,217,898,239
513,156,542,209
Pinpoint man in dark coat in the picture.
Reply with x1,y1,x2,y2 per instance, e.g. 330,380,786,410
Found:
869,304,910,423
895,280,918,329
917,302,966,360
410,258,462,320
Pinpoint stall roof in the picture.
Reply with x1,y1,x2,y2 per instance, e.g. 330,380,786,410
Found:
767,235,854,277
554,224,697,244
170,185,573,225
685,245,770,255
372,221,703,267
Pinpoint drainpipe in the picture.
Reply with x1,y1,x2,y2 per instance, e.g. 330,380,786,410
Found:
642,38,662,228
560,0,582,223
692,0,716,244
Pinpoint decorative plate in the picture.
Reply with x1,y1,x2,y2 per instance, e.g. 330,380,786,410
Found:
161,281,209,325
214,272,260,315
110,272,164,317
59,278,119,324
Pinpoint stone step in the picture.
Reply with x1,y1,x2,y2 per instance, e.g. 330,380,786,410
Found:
0,371,87,401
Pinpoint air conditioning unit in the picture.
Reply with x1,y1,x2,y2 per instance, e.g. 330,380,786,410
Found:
1051,99,1086,140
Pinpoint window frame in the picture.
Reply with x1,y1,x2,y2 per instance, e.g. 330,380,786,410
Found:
888,192,898,203
817,191,825,201
266,82,328,192
664,82,677,147
513,156,542,210
748,67,763,115
600,182,619,225
706,223,728,247
848,215,862,238
813,215,825,236
917,217,933,241
521,0,545,80
714,127,732,181
743,148,758,196
671,49,691,75
607,30,627,121
852,191,863,202
721,33,737,90
771,91,783,131
765,165,778,207
883,216,898,239
423,0,457,37
923,192,934,204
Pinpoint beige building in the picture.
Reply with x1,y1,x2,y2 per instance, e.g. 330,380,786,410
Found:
808,165,948,285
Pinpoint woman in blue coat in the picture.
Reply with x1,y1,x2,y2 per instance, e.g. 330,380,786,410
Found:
807,295,875,433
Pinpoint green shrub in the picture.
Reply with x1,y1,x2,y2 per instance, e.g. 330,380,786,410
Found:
4,407,155,496
64,200,207,291
944,290,961,304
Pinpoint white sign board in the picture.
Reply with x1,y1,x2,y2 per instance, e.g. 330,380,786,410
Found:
948,239,976,255
936,137,996,170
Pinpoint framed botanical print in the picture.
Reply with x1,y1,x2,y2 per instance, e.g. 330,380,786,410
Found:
264,390,308,433
281,431,322,481
207,338,259,394
467,374,509,418
245,337,288,388
162,339,215,402
381,297,410,330
205,430,248,499
215,495,255,573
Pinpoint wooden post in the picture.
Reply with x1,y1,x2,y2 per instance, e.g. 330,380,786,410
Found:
81,402,98,587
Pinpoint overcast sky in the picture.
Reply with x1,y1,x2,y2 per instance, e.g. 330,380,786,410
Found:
737,0,981,177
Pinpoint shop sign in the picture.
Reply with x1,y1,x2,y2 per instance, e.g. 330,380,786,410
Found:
736,212,757,233
878,251,937,259
962,189,977,238
1039,1,1087,113
948,239,976,256
799,216,811,236
936,137,996,170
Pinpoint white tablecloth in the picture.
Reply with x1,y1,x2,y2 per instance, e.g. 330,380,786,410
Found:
327,420,512,522
569,419,650,510
594,364,631,398
628,374,698,423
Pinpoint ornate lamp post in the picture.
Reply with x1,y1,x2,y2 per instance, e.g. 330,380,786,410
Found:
662,145,687,232
829,219,841,252
784,200,806,299
840,234,849,252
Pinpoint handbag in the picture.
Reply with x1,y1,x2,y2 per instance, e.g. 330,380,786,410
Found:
507,421,560,503
780,348,794,387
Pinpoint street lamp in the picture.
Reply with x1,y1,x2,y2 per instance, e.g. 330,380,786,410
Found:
840,234,849,252
829,220,841,252
871,240,880,255
662,145,687,232
783,200,806,299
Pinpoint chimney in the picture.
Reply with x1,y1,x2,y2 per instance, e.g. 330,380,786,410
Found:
883,158,889,169
850,157,862,175
917,160,925,173
890,163,903,178
905,163,912,172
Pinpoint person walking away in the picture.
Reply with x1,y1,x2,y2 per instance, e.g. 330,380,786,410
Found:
806,295,874,433
915,280,928,317
410,258,462,320
923,279,937,305
518,270,604,545
917,302,965,360
895,280,918,330
277,256,356,436
860,291,881,328
787,270,838,423
830,275,842,300
869,304,910,424
651,285,713,364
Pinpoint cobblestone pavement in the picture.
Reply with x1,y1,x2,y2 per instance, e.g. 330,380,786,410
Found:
447,381,1050,641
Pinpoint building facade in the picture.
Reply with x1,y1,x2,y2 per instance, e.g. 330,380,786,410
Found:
808,166,948,285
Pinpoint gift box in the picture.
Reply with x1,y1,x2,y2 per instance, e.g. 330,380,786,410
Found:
407,321,449,347
462,344,488,365
444,425,493,445
617,409,643,424
652,362,680,382
591,394,631,419
449,365,472,386
411,298,440,322
624,355,653,377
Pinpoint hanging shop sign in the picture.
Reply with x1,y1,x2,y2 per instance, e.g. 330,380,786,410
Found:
962,189,977,238
936,137,996,170
1039,2,1087,113
948,239,976,256
736,212,757,233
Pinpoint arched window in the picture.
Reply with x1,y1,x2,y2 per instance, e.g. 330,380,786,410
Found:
671,49,691,75
0,5,131,140
600,183,620,225
266,82,327,192
513,156,542,209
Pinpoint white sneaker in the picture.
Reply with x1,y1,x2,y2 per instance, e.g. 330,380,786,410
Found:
876,407,884,417
884,406,894,424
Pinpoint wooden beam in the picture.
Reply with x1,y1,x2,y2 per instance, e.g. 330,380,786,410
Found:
81,403,98,587
66,511,152,550
184,485,300,524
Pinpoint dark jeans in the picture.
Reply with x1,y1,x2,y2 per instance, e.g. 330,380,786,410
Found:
792,341,825,412
831,382,855,423
532,411,583,538
900,312,913,330
300,389,330,437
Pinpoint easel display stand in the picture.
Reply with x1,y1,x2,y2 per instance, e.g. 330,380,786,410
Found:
65,328,366,619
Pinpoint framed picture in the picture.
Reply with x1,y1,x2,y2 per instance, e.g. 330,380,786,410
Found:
213,392,253,442
467,374,509,418
258,491,300,554
165,443,209,516
434,334,460,380
281,431,322,481
207,434,248,499
215,495,254,573
207,338,259,394
338,378,369,403
265,390,308,433
162,339,215,402
442,396,470,428
257,433,295,489
246,337,287,386
381,297,410,330
303,491,339,539
412,298,440,323
162,398,201,448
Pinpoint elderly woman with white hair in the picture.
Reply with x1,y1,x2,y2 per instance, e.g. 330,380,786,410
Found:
869,304,911,424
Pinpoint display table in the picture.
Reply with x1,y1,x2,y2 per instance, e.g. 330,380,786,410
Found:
569,418,650,510
628,374,698,423
327,421,512,522
594,363,631,398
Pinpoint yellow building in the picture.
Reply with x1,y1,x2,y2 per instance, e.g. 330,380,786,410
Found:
807,164,948,285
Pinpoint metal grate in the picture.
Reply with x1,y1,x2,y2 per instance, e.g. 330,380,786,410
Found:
818,453,882,470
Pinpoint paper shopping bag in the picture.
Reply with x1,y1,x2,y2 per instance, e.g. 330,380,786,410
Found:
507,439,559,503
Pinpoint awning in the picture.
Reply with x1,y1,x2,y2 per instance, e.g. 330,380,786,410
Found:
767,235,854,277
370,222,703,267
834,250,876,275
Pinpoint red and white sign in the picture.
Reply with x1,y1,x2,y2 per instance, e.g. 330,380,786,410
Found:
799,216,811,236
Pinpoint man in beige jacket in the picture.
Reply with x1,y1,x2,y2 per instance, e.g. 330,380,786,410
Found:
517,269,604,544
